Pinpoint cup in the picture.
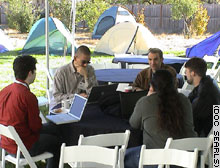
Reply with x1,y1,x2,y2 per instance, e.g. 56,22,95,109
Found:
62,99,70,109
124,86,132,92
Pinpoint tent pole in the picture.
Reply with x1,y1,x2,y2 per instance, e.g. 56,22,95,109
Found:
45,0,49,93
71,0,76,60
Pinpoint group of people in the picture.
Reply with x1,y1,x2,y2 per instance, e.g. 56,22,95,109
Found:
0,45,219,168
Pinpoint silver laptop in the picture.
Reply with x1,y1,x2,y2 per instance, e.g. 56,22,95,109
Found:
46,94,87,125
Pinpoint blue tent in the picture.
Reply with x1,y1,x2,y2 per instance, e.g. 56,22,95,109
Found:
21,17,73,55
92,6,136,39
0,44,8,53
186,31,220,58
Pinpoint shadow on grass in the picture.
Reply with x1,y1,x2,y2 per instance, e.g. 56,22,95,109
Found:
0,50,20,57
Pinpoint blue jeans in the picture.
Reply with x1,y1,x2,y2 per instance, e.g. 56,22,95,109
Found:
28,123,62,168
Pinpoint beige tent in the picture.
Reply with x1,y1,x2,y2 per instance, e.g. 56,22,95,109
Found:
95,22,161,55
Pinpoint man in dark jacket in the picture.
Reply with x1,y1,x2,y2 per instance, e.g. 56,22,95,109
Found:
185,57,220,136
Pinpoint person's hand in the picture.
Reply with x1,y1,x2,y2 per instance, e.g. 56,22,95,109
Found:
147,86,155,96
133,87,143,92
80,93,88,98
77,66,88,79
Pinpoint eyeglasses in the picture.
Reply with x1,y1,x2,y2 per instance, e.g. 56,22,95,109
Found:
81,60,91,64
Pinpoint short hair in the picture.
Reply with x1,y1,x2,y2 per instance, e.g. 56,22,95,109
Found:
75,45,91,57
185,57,207,77
13,55,37,80
148,48,163,59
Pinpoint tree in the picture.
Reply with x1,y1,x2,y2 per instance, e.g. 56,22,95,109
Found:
76,0,110,32
170,0,199,38
5,0,39,33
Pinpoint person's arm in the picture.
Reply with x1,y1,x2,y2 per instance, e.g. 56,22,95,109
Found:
84,66,98,94
132,72,144,91
53,70,74,103
27,94,42,133
129,98,143,129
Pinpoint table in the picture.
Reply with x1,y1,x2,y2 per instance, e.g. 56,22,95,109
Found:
95,69,142,83
95,69,184,88
59,104,142,148
112,55,189,73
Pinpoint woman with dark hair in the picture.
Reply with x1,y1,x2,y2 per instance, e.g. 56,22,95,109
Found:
125,70,197,168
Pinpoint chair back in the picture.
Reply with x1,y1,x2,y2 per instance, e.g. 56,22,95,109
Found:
78,130,130,168
0,124,53,168
139,145,198,168
165,134,213,168
59,144,118,168
0,124,38,168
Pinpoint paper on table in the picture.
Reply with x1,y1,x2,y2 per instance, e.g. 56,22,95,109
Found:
116,83,130,92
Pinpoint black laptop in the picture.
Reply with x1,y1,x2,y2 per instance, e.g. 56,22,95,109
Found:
88,84,118,104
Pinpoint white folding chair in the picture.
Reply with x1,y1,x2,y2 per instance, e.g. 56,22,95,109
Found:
105,63,121,69
45,67,58,104
127,64,149,69
139,145,198,168
164,134,213,168
0,124,53,168
78,130,130,168
90,63,106,70
59,144,118,168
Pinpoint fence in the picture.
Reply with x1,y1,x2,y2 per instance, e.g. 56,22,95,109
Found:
126,4,220,34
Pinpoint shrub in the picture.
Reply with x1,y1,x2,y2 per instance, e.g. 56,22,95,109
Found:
5,0,39,33
76,0,110,32
191,4,210,36
49,0,72,30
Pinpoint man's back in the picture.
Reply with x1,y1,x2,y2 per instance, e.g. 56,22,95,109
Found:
0,82,42,154
189,75,220,136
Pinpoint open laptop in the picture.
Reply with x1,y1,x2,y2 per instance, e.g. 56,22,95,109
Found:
87,84,118,104
46,94,87,125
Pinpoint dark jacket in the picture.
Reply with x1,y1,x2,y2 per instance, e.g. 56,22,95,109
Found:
188,75,220,136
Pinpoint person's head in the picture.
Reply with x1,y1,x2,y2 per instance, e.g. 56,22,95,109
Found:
13,55,37,84
74,45,91,67
150,69,175,93
184,57,207,85
148,48,163,72
150,69,185,137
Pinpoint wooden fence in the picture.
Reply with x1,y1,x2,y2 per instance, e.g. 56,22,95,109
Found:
126,4,220,34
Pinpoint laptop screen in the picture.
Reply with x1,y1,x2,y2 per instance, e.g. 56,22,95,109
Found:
69,94,87,119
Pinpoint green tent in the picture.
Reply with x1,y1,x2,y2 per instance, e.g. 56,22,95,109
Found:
21,17,73,55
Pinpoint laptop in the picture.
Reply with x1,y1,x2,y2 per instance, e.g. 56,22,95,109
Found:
46,94,87,125
119,90,148,120
87,84,118,104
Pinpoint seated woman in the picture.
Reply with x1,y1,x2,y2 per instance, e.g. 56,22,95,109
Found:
125,69,197,168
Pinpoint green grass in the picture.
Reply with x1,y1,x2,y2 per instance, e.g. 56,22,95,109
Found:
0,50,114,97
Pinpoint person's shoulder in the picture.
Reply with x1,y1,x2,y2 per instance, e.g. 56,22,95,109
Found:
139,67,151,74
177,92,189,102
56,63,72,74
138,92,158,104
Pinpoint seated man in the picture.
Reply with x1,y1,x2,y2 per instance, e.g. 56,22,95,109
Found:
51,45,98,108
185,57,220,136
0,55,61,168
133,48,177,91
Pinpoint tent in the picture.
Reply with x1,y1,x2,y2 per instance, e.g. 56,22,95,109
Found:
95,22,161,55
92,6,136,39
186,31,220,58
21,17,74,55
0,29,13,53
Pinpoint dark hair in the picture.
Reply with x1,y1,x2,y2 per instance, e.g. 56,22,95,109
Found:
185,57,207,77
148,48,163,59
13,55,37,80
75,45,91,56
150,70,185,137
